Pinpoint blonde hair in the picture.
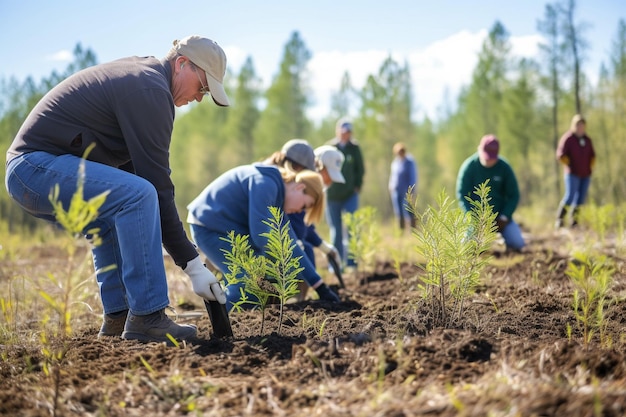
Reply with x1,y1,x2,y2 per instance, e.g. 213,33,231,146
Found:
392,142,407,156
266,151,319,174
570,114,586,131
280,168,325,225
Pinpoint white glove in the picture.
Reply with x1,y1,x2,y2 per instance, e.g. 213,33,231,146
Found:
183,256,227,304
319,241,341,264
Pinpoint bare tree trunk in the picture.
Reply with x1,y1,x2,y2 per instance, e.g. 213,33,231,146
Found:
564,0,583,113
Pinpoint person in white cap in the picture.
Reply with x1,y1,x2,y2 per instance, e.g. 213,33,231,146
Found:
6,35,230,345
315,145,346,186
187,164,340,309
261,140,344,301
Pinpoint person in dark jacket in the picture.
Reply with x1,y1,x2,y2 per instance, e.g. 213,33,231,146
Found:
555,114,596,228
325,118,365,267
186,164,340,311
456,135,525,252
5,35,229,344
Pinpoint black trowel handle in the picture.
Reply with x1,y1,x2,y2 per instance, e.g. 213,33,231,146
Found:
327,253,345,288
204,299,233,338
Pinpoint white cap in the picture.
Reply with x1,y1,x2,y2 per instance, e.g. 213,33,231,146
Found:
315,145,345,184
172,35,229,106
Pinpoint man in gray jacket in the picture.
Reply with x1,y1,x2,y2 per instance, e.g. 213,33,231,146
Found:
6,35,229,344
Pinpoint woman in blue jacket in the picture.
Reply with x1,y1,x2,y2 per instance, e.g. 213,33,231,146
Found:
187,164,340,311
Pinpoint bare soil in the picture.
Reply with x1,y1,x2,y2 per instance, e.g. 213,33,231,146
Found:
1,230,626,416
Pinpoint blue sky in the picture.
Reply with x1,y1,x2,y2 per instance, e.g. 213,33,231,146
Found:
1,0,623,120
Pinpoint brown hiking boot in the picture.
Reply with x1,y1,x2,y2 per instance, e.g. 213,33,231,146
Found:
122,309,197,344
98,310,129,338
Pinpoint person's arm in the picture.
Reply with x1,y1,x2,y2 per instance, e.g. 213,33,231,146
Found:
556,133,571,166
388,160,396,193
409,158,418,189
304,224,323,248
456,158,474,213
500,163,520,219
353,144,365,191
588,136,596,171
118,88,198,267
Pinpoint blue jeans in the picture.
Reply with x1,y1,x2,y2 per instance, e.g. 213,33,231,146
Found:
5,152,170,315
325,193,359,267
500,220,525,250
561,173,591,206
390,190,411,219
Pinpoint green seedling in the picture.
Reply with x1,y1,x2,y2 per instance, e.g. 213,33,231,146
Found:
344,206,381,282
261,206,304,334
222,206,303,336
566,251,614,348
578,203,613,243
222,231,271,335
407,181,497,328
38,143,114,417
301,311,328,337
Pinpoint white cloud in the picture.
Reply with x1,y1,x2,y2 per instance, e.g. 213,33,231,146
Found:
510,34,543,58
45,50,73,63
226,30,543,122
307,49,390,119
407,30,486,119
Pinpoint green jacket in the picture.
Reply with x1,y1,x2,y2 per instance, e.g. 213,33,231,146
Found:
325,138,365,202
456,153,520,219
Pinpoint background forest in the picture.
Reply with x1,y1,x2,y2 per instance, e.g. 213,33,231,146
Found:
1,1,625,234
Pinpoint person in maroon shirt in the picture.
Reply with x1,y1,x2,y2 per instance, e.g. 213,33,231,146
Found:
555,114,596,228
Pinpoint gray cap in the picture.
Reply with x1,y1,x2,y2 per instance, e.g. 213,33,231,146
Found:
281,139,316,171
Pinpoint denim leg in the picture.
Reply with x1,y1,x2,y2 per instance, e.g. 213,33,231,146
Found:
401,193,413,220
501,221,525,250
342,193,359,267
326,200,344,262
6,152,170,315
575,176,591,206
189,224,258,312
390,191,402,218
561,173,581,206
88,218,128,314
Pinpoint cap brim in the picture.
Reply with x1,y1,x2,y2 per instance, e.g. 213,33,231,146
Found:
205,72,230,107
328,169,346,184
481,151,498,160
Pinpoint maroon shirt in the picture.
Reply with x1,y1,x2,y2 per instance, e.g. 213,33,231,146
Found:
556,132,595,177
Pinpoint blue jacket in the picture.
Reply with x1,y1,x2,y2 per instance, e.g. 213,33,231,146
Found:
389,155,418,195
187,163,322,287
288,212,323,248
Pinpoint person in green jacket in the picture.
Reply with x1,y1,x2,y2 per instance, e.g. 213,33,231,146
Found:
325,117,365,267
456,134,525,252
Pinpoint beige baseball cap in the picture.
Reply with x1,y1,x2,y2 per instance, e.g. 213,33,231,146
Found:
173,35,230,106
